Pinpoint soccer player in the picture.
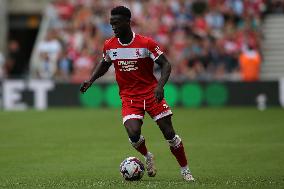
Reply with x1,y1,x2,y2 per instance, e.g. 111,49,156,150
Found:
80,6,194,181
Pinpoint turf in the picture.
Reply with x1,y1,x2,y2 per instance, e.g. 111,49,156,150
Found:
0,107,283,189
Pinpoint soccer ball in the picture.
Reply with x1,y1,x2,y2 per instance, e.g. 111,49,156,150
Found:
119,157,145,181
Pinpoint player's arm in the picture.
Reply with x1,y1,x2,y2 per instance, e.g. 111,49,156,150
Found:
154,54,172,102
80,59,112,93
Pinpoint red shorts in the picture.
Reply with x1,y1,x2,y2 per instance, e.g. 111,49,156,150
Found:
121,94,172,124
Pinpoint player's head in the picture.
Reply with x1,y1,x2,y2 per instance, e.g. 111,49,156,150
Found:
110,6,131,38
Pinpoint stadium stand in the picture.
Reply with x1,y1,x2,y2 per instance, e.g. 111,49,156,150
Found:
20,0,276,82
261,14,284,80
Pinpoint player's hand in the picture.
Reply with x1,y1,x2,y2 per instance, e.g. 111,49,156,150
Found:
154,86,164,102
80,80,93,93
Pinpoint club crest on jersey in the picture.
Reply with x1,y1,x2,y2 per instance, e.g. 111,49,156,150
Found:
135,49,141,58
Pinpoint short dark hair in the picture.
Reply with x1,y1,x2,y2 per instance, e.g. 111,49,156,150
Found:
111,6,131,20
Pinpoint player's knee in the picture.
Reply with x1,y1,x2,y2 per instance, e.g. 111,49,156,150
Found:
126,126,140,137
163,128,176,140
125,120,142,136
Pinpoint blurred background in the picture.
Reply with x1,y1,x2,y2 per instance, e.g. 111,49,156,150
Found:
0,0,284,110
0,1,284,188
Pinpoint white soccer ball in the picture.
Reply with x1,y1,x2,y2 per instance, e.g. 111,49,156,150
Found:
119,157,145,181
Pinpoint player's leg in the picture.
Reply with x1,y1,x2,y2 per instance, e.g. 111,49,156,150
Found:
156,115,194,181
124,119,147,156
124,119,157,177
146,95,194,181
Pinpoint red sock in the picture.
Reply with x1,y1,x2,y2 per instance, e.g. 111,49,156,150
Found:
170,141,188,167
130,136,148,156
135,140,148,156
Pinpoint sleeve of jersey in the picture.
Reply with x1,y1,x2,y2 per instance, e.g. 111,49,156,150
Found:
102,42,111,62
148,38,163,61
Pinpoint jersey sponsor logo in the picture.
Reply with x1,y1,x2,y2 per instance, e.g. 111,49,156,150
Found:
113,51,118,57
118,60,138,72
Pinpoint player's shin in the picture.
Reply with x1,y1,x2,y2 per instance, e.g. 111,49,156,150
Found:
167,135,189,169
129,135,148,156
129,135,157,177
168,135,194,181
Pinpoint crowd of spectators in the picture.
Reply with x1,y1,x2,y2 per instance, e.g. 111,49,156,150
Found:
31,0,272,82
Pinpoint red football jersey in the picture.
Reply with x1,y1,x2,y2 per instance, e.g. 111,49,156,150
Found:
103,33,163,98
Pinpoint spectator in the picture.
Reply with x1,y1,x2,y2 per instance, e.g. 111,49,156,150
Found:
37,30,62,78
223,32,239,73
239,45,261,81
71,47,94,83
56,50,73,81
53,0,74,20
5,40,25,78
205,8,225,31
37,52,57,79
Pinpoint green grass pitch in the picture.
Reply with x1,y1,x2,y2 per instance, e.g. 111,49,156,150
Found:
0,108,284,189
